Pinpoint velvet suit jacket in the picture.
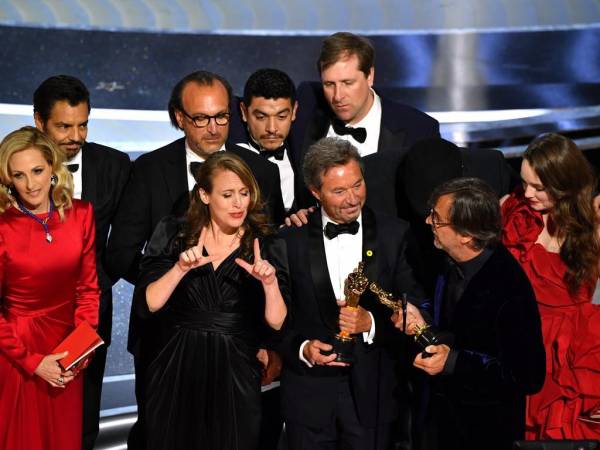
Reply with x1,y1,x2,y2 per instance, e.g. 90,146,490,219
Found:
276,207,425,428
290,81,440,215
105,137,285,354
80,142,131,344
427,244,545,450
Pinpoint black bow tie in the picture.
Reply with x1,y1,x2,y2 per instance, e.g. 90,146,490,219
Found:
248,139,286,161
331,119,367,144
324,221,360,239
189,162,203,180
66,164,79,173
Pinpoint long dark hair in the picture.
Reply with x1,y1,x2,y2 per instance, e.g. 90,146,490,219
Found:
524,133,600,293
183,152,273,261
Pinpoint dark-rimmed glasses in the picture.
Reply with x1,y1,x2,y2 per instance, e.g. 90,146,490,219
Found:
429,208,451,228
180,109,231,128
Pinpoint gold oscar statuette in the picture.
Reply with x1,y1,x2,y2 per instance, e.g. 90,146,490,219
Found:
331,262,369,363
369,282,440,354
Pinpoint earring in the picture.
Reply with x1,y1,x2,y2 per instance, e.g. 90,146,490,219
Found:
51,175,58,186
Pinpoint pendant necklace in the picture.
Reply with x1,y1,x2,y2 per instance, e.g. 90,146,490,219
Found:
17,198,55,243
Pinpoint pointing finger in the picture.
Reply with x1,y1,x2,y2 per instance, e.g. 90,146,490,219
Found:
235,257,253,273
196,227,208,250
253,238,262,263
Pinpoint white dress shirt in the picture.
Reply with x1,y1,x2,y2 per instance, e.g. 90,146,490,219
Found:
64,149,83,199
299,209,375,367
185,140,225,191
327,89,382,157
237,141,295,211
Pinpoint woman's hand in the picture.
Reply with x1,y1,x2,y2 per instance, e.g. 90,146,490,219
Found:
177,227,221,272
34,351,75,388
235,238,277,286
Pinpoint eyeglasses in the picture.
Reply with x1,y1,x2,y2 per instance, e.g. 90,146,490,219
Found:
180,109,231,128
429,208,451,228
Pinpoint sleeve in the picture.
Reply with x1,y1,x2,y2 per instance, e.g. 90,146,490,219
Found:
105,159,153,284
74,202,100,329
0,232,44,375
132,216,182,320
451,290,546,395
259,236,291,347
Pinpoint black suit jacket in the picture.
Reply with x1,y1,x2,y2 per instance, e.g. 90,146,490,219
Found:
426,245,545,450
80,142,131,344
105,137,284,353
276,207,425,428
290,81,440,214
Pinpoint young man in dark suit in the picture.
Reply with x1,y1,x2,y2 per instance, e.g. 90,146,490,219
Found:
394,178,546,450
276,137,426,450
105,70,285,450
291,32,440,215
33,75,131,450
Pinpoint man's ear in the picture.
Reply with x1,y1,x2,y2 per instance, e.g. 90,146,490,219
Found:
309,186,321,203
460,234,474,247
291,101,298,122
367,67,375,88
34,112,45,131
174,109,185,130
240,102,248,123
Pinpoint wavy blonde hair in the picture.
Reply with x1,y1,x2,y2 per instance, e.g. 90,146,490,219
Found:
0,126,73,219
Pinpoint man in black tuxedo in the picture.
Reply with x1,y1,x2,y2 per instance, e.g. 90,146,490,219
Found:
277,137,425,450
291,32,440,215
33,75,131,450
105,70,285,449
394,178,545,450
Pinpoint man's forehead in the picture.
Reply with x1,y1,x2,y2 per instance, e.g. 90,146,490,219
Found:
248,97,293,113
48,100,89,122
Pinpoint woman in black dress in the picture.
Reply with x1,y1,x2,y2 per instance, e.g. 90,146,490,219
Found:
135,152,288,450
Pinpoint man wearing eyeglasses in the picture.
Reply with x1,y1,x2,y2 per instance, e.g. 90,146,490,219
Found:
392,177,545,450
106,70,284,450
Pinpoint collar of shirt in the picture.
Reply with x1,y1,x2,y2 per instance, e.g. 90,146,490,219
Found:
326,89,382,158
321,208,363,301
453,246,494,285
64,148,83,199
184,139,225,191
238,141,295,210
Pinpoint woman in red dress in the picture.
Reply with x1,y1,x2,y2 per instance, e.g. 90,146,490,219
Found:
501,133,600,439
0,127,99,450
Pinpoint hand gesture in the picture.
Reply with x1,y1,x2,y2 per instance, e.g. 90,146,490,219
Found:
303,339,348,367
413,344,450,376
177,227,221,272
256,348,283,386
235,238,277,286
391,302,427,335
34,351,75,388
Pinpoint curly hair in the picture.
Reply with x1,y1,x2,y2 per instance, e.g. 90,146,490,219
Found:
0,126,73,219
182,152,273,261
524,133,600,293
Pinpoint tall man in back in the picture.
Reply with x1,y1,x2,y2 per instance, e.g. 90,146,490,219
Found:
106,70,285,449
292,32,440,215
33,74,131,450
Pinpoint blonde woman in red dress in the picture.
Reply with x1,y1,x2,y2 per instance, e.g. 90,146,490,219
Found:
0,127,99,450
501,133,600,439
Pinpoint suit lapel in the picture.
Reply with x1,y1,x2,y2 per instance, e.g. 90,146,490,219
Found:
165,139,189,203
361,207,378,281
81,144,97,203
308,213,338,331
377,98,407,153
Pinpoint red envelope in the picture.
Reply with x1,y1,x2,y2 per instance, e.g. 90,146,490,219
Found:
53,321,104,370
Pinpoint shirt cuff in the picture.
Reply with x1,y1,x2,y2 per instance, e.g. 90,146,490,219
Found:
362,311,376,344
299,340,313,368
